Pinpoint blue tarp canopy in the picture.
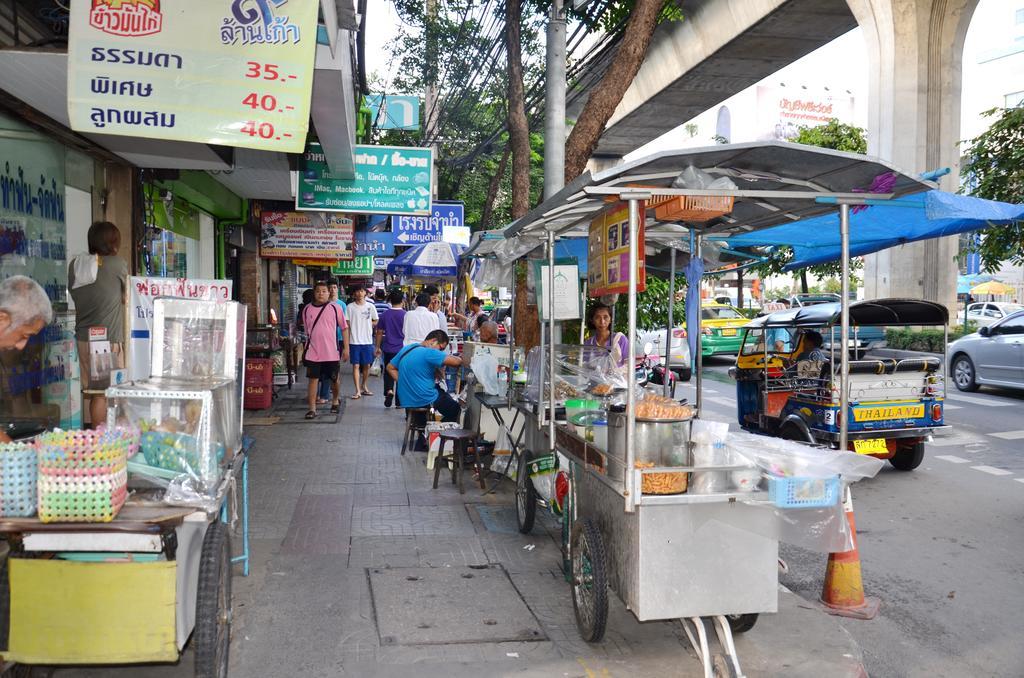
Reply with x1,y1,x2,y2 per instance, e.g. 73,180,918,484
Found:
723,190,1024,271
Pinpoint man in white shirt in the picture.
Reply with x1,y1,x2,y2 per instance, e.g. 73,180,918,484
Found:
403,292,441,345
346,287,379,398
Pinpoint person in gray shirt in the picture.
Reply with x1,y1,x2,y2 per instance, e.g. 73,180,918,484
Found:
69,221,128,428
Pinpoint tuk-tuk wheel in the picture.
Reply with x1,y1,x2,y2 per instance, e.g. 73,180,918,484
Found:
889,441,925,471
515,452,536,534
725,613,758,633
195,521,232,678
571,518,608,643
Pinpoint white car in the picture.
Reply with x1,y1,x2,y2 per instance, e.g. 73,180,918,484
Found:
637,328,693,381
965,302,1024,328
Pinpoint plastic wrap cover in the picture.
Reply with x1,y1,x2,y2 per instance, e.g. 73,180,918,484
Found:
109,377,239,509
152,298,245,382
524,344,624,403
717,431,885,553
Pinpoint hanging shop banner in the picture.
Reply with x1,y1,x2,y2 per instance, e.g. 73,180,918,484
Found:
260,211,354,261
355,231,395,257
292,258,339,267
297,142,433,216
365,94,420,130
66,0,318,153
0,122,67,301
127,276,233,380
588,203,646,297
533,260,582,322
331,256,374,277
391,202,464,245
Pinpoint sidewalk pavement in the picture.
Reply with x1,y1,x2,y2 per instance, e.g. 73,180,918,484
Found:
54,373,868,677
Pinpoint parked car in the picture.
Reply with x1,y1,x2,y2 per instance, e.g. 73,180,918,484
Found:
964,302,1024,328
693,302,750,357
783,293,841,307
947,310,1024,391
637,329,692,381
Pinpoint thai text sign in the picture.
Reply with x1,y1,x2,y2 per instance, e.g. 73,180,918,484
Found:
128,276,233,380
355,231,395,256
297,142,433,216
587,203,646,297
261,211,354,261
67,0,318,153
331,256,374,277
391,202,464,244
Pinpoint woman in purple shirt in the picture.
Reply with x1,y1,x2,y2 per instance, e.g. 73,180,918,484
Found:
375,289,407,408
583,303,629,367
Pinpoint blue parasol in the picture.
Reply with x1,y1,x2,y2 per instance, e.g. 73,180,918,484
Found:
387,241,465,278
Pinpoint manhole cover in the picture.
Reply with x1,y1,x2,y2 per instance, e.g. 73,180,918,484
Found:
369,565,546,645
474,505,520,534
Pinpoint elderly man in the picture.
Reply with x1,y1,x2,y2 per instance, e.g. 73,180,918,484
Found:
0,276,53,351
0,276,54,442
478,320,499,345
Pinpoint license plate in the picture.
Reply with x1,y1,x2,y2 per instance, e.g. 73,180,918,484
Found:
721,328,737,336
854,438,888,455
852,404,924,422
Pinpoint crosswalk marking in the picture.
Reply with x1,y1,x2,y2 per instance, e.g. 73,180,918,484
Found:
1016,478,1024,484
971,465,1013,476
988,430,1024,440
944,392,1014,407
942,404,962,410
934,455,971,464
929,435,978,447
705,396,735,407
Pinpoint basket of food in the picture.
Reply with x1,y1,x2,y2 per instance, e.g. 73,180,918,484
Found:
635,461,688,495
36,429,129,523
634,394,694,422
139,426,225,476
1,441,38,518
766,474,841,509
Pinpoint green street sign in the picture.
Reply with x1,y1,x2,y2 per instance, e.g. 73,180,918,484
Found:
297,142,433,216
331,256,375,277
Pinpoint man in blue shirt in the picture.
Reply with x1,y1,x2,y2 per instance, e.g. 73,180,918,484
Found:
373,288,391,317
388,329,462,422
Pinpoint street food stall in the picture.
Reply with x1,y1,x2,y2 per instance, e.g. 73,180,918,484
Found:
490,141,933,677
0,297,250,678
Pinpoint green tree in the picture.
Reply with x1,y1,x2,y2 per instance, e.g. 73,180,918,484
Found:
960,106,1024,270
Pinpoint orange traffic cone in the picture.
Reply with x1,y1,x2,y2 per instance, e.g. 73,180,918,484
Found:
820,486,880,620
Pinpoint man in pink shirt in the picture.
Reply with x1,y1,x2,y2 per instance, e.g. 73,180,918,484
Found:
302,280,350,418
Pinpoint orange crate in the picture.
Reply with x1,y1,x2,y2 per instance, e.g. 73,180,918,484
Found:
651,195,734,223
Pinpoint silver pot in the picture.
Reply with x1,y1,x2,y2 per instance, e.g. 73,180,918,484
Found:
606,411,675,483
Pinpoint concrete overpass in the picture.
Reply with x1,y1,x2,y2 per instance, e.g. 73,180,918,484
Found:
570,0,980,312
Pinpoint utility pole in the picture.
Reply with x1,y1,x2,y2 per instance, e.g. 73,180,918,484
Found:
543,0,566,200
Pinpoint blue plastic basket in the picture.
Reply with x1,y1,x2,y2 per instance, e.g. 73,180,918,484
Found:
1,441,38,518
767,475,841,509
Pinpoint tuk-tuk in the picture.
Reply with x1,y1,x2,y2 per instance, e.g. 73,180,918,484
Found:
730,299,950,470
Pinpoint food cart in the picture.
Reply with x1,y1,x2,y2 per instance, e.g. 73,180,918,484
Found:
491,142,933,677
0,298,250,678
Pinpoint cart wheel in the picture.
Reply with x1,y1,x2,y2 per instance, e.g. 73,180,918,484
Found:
712,653,738,678
725,613,758,633
570,518,608,643
516,452,536,534
195,522,232,678
889,441,925,471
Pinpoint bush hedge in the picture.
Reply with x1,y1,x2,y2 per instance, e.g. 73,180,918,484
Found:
885,322,977,353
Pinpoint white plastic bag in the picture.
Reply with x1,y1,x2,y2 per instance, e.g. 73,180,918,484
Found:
471,352,500,395
70,253,98,289
368,356,382,377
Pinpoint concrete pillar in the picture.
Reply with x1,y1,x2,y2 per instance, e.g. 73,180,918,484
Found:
849,0,979,315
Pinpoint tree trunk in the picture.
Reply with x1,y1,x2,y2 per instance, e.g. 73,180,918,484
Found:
480,145,510,230
563,0,662,182
800,269,809,294
506,0,539,351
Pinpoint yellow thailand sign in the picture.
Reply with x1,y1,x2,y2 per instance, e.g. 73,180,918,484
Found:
852,404,924,422
67,0,318,153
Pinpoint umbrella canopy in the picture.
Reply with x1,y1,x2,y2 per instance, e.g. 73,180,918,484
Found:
970,280,1015,295
387,242,465,278
722,190,1024,270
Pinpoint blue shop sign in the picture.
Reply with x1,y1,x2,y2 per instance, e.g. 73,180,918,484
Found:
355,231,395,256
391,202,464,245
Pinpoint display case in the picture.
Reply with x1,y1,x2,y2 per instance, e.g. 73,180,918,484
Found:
151,298,245,383
524,343,627,406
107,377,240,508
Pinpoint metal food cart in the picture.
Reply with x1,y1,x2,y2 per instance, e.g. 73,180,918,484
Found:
490,142,934,677
0,298,250,678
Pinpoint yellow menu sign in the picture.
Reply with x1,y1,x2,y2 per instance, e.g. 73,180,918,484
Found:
67,0,318,153
587,203,646,297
